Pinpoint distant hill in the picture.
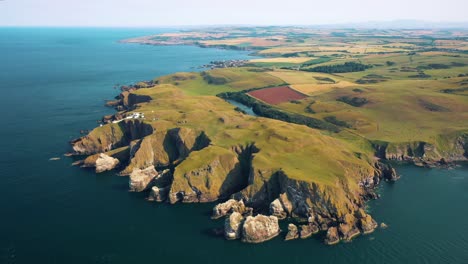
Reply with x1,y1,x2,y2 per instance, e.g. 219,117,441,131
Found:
316,20,468,29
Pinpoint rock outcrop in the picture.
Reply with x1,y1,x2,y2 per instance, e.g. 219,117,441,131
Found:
359,213,378,234
224,212,244,240
372,133,468,166
129,166,158,192
241,215,280,243
269,198,287,219
95,153,120,173
375,163,399,181
212,199,247,219
325,227,340,245
338,214,360,241
148,186,169,202
285,223,299,241
299,223,319,239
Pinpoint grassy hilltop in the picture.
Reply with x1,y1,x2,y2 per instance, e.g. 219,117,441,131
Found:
75,27,468,244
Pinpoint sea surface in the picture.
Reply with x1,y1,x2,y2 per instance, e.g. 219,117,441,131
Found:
0,28,467,264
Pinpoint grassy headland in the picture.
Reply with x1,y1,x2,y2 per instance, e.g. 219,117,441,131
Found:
75,27,468,244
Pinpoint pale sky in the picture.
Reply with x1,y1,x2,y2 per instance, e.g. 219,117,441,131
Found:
0,0,467,27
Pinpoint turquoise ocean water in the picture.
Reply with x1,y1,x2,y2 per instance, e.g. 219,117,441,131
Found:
0,28,467,264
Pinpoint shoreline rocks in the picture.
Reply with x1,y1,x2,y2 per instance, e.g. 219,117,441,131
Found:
95,153,119,173
241,215,280,243
148,186,169,202
325,227,340,245
129,166,158,192
285,224,299,241
212,199,248,219
224,212,244,240
299,223,319,239
269,198,287,219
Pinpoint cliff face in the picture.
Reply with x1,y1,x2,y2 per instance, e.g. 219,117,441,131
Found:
235,170,362,219
168,146,245,203
372,131,468,165
71,119,153,155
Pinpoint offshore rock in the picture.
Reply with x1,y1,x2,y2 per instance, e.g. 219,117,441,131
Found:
95,153,119,173
325,227,340,245
285,223,299,241
212,199,247,219
129,166,158,192
383,165,399,181
269,198,287,219
299,223,319,239
279,193,293,216
148,186,169,202
374,162,399,182
224,212,244,240
242,215,280,243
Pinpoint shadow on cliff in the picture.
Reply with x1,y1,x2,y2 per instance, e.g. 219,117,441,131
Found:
219,143,260,201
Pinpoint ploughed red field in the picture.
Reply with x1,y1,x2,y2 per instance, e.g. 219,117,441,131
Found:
247,86,307,105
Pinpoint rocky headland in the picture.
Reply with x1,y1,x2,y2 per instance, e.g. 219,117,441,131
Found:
69,57,467,246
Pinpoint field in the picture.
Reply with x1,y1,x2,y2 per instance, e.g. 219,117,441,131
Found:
247,86,308,105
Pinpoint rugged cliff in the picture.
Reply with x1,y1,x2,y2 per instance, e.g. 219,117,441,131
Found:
372,131,468,167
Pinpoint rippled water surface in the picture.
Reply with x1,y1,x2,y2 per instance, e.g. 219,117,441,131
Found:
0,28,467,264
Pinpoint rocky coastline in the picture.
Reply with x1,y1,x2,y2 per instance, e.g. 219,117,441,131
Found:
68,75,467,245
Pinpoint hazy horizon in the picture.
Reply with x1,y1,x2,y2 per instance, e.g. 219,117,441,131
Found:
1,0,467,27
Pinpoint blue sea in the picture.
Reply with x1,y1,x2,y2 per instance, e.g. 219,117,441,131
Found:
0,27,467,264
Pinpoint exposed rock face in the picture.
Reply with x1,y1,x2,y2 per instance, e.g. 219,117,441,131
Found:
148,186,169,202
325,227,340,245
121,127,212,176
95,153,120,173
129,166,158,192
373,134,468,166
269,198,287,219
360,214,378,234
376,163,399,181
242,215,280,243
168,146,244,203
120,131,172,175
212,199,247,219
147,169,172,201
224,212,244,240
235,169,372,224
285,224,299,241
338,214,360,241
299,223,319,239
278,193,293,216
71,119,153,155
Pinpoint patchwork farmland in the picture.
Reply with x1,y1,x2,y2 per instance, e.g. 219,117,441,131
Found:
247,86,308,104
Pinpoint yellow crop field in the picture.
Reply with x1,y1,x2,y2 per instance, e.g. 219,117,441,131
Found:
250,57,314,64
291,81,357,95
258,46,319,54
